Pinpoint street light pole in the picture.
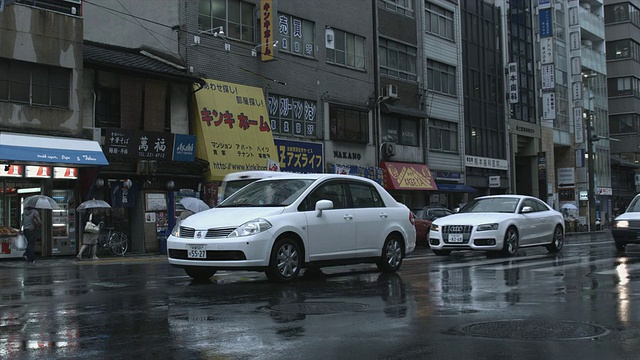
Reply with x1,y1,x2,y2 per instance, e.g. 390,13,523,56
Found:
584,73,597,232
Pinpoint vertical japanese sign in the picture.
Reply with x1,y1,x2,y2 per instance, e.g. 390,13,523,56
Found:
508,62,519,104
539,9,552,38
542,93,556,120
194,79,278,181
540,37,554,64
541,65,555,90
574,107,584,143
261,0,274,62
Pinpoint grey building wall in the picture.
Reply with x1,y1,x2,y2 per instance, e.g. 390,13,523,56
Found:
0,4,83,135
180,0,375,167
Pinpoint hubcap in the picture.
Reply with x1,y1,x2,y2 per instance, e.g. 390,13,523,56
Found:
554,229,563,248
386,240,402,267
506,230,517,254
277,244,299,278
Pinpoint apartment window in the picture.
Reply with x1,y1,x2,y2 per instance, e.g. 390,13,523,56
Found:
382,116,418,146
267,94,317,138
382,0,414,18
427,60,457,96
329,104,368,143
278,14,315,58
198,0,255,42
425,2,454,41
605,3,640,27
610,114,640,134
326,29,366,70
607,39,640,62
429,119,458,153
0,58,70,108
95,87,121,128
379,38,417,81
608,76,640,97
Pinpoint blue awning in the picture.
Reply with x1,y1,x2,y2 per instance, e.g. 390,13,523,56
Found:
435,183,477,193
0,132,109,166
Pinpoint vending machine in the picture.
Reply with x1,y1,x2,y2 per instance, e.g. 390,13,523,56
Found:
51,190,77,255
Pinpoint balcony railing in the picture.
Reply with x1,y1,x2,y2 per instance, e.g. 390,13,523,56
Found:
579,7,605,40
581,47,606,74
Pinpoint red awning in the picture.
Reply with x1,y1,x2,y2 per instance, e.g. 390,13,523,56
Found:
380,162,438,191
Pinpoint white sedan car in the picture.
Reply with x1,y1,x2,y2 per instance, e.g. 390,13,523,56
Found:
429,195,564,256
168,174,416,282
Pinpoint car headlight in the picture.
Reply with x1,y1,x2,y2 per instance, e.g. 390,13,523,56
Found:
171,222,181,237
614,220,629,228
476,223,499,231
430,224,439,232
229,218,272,237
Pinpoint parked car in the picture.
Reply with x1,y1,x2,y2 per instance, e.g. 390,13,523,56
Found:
411,206,453,246
612,193,640,251
429,195,564,257
168,173,417,282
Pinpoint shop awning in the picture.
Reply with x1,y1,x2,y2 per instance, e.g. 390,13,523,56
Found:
0,132,109,166
435,183,477,193
380,161,438,191
380,103,427,118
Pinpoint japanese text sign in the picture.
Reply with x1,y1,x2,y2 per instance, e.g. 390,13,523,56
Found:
508,62,519,104
104,129,175,161
274,139,323,173
261,0,274,61
194,79,278,181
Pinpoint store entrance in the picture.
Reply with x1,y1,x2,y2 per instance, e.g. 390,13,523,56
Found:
0,180,43,258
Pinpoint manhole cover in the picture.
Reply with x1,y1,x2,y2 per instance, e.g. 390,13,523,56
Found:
269,302,368,315
459,320,609,340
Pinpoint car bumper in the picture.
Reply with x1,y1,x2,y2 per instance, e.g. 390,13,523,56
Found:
428,229,504,251
167,232,273,269
612,228,640,243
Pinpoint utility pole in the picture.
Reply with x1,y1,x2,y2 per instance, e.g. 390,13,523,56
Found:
584,72,597,232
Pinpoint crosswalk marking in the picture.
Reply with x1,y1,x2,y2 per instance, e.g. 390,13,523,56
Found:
482,256,586,271
531,258,618,272
434,254,549,269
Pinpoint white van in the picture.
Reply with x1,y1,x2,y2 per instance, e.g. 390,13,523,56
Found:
217,171,290,204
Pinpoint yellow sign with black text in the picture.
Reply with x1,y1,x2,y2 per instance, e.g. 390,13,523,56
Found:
194,79,278,181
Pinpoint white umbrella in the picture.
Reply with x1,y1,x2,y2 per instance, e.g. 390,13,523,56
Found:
77,199,112,212
561,203,578,210
179,197,209,213
23,195,60,210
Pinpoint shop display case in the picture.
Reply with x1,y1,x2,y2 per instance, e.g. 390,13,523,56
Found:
0,226,24,259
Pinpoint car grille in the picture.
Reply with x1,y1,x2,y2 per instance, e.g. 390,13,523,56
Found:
629,220,640,229
180,226,236,239
442,225,473,234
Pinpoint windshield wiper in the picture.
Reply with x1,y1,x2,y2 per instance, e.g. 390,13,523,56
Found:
218,203,255,208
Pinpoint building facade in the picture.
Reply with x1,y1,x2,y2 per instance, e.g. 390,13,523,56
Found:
605,0,640,215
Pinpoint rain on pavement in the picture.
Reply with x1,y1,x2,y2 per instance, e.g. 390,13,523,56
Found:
1,231,640,360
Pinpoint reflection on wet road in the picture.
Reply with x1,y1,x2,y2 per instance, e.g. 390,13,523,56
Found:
2,233,640,359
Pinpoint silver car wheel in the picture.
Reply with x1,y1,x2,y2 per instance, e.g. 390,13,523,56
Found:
385,238,402,268
502,227,519,256
276,243,299,278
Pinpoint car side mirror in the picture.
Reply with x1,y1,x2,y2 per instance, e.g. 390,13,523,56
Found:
315,199,333,217
521,206,534,214
453,207,460,213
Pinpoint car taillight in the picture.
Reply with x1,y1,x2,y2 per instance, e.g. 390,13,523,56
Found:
410,212,416,226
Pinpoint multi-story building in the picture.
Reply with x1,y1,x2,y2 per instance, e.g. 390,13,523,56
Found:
463,1,509,198
604,0,640,214
0,0,109,259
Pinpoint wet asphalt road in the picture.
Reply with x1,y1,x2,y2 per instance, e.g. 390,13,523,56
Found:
1,231,640,359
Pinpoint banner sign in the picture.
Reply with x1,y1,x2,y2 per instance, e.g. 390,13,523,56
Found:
574,107,584,143
260,0,274,61
539,9,552,38
274,139,323,173
508,62,519,104
331,164,384,185
194,79,278,181
172,134,196,162
104,129,175,161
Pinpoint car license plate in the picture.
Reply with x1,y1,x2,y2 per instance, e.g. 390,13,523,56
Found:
187,245,206,259
448,234,464,243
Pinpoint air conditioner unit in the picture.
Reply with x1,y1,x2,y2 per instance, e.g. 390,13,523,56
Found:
83,127,101,142
325,28,335,49
384,84,398,98
382,142,396,157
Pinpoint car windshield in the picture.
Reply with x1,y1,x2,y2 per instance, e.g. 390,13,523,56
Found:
459,197,520,213
219,179,315,207
627,196,640,212
223,179,255,200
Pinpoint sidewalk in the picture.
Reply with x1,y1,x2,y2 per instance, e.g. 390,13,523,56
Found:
0,253,168,268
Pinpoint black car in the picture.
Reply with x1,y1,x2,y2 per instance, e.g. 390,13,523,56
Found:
612,194,640,251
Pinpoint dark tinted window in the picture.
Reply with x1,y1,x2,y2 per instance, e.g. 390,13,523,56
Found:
350,183,384,208
299,182,348,211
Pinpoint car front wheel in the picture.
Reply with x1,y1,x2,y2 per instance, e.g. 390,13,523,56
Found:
501,226,519,257
546,225,564,253
265,237,301,282
184,267,217,281
376,235,403,272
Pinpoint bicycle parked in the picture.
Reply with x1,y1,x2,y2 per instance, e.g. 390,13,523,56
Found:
81,223,128,257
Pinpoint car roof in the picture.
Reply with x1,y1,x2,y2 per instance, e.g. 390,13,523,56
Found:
252,173,380,184
222,171,293,181
474,195,532,200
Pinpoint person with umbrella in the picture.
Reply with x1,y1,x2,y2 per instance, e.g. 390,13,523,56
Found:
178,197,209,220
21,206,41,264
76,199,111,261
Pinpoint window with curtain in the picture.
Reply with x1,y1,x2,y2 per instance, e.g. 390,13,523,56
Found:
429,119,458,153
427,59,457,96
379,38,417,81
329,104,369,143
425,2,454,40
326,28,366,70
382,115,418,146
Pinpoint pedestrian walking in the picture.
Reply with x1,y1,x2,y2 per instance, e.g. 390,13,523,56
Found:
21,206,41,264
77,211,101,260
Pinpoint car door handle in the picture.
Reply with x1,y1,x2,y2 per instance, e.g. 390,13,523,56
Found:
541,219,546,222
379,213,388,218
344,214,353,220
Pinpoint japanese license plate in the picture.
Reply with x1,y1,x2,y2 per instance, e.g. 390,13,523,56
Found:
448,234,464,243
187,245,206,259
